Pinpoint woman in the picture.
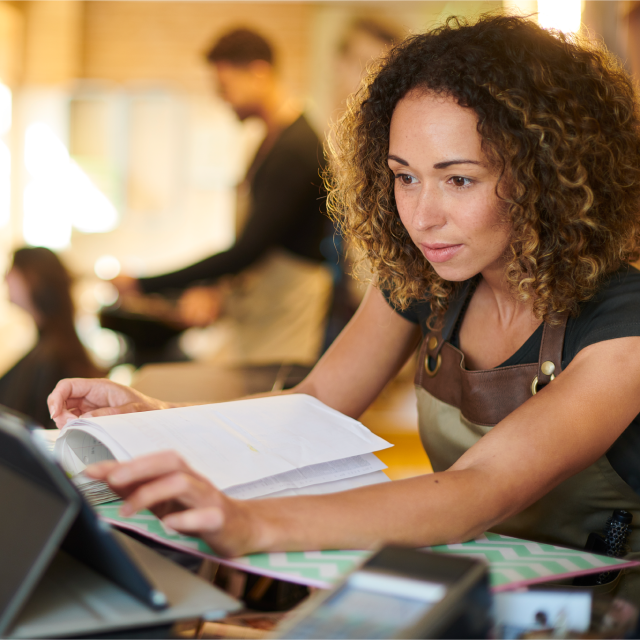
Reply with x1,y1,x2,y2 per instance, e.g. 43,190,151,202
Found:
2,247,102,427
48,16,640,598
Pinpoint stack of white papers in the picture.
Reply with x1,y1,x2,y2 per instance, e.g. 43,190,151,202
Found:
30,429,120,505
53,394,392,501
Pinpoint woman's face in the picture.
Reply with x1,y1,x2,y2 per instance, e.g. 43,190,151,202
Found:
5,266,37,319
388,91,510,282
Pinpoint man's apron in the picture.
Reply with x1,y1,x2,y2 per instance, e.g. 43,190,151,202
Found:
415,281,640,599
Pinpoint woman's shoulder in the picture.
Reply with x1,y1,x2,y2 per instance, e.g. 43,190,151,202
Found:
565,265,640,357
380,286,432,331
578,265,640,319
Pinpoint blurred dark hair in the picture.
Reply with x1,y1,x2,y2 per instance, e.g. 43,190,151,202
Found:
327,14,640,325
205,28,274,66
11,247,101,376
338,17,403,56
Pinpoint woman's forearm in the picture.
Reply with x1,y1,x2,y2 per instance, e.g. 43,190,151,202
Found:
237,469,496,555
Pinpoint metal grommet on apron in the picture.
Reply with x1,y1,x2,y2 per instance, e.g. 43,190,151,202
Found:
414,280,640,602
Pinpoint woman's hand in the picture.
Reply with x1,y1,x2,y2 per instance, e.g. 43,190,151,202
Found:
85,451,261,558
47,378,171,428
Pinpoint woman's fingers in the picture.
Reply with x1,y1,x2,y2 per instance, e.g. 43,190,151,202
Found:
86,452,256,558
119,469,217,517
48,378,169,427
82,402,164,419
48,379,92,424
163,507,225,534
48,378,121,421
102,451,193,488
84,460,122,480
86,451,205,509
50,407,82,428
94,453,226,528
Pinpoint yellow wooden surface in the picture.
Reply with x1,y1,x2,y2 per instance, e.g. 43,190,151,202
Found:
358,375,433,480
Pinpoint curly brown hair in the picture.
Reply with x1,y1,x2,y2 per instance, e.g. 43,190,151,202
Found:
327,14,640,324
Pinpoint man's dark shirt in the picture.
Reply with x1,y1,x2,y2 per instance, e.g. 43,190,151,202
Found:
139,115,326,293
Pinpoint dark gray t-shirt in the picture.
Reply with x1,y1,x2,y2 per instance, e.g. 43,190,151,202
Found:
384,266,640,495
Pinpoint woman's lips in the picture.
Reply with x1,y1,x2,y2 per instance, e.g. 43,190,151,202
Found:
420,243,464,263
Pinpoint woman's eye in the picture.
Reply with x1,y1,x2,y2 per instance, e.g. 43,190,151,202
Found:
396,174,417,186
450,176,472,188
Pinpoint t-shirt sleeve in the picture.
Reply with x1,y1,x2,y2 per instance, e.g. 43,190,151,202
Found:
564,267,640,360
380,287,422,324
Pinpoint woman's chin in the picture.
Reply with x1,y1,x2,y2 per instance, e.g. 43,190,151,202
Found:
429,262,478,283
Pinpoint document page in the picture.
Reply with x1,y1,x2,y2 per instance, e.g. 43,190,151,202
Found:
55,394,392,492
264,470,390,498
224,453,387,499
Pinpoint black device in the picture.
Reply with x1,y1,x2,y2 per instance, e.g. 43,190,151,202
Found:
574,509,633,587
0,405,170,637
273,546,492,639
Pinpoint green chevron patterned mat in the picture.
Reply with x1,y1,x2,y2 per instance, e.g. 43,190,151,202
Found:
96,503,639,592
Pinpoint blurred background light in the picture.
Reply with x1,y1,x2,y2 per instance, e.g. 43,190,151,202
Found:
92,281,119,307
94,254,121,280
76,313,126,367
108,363,136,386
23,123,119,248
538,0,583,34
0,84,12,136
23,177,72,249
90,327,123,364
0,141,10,227
68,162,118,233
24,122,69,179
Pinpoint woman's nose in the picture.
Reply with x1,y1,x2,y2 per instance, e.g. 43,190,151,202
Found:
412,186,446,231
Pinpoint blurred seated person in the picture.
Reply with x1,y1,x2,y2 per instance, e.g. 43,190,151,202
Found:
112,28,332,368
0,247,102,427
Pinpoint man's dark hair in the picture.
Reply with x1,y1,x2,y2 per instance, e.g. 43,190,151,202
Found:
205,28,274,66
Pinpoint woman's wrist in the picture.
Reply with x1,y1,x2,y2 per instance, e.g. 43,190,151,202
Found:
240,498,282,555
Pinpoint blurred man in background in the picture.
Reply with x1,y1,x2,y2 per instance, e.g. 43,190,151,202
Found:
113,28,331,368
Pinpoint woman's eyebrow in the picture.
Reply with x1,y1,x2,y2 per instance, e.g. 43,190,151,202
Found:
433,159,481,169
387,154,408,166
388,155,483,169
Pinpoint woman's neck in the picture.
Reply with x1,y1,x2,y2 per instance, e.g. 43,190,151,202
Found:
457,267,541,370
478,264,533,328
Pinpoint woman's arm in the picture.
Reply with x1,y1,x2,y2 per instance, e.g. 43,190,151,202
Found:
292,285,422,418
86,334,640,557
47,286,421,426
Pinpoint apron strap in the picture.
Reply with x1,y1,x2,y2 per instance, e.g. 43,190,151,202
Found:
441,279,478,344
535,312,569,389
426,279,477,357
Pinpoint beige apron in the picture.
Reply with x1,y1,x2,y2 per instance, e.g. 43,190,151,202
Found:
415,282,640,601
180,249,332,366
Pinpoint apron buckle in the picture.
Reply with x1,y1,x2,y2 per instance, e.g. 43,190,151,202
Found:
425,353,442,377
531,373,555,395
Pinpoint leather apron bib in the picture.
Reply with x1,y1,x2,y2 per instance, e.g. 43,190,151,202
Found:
415,281,640,599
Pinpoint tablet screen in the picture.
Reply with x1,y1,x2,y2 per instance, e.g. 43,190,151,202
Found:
0,407,168,617
0,433,78,636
